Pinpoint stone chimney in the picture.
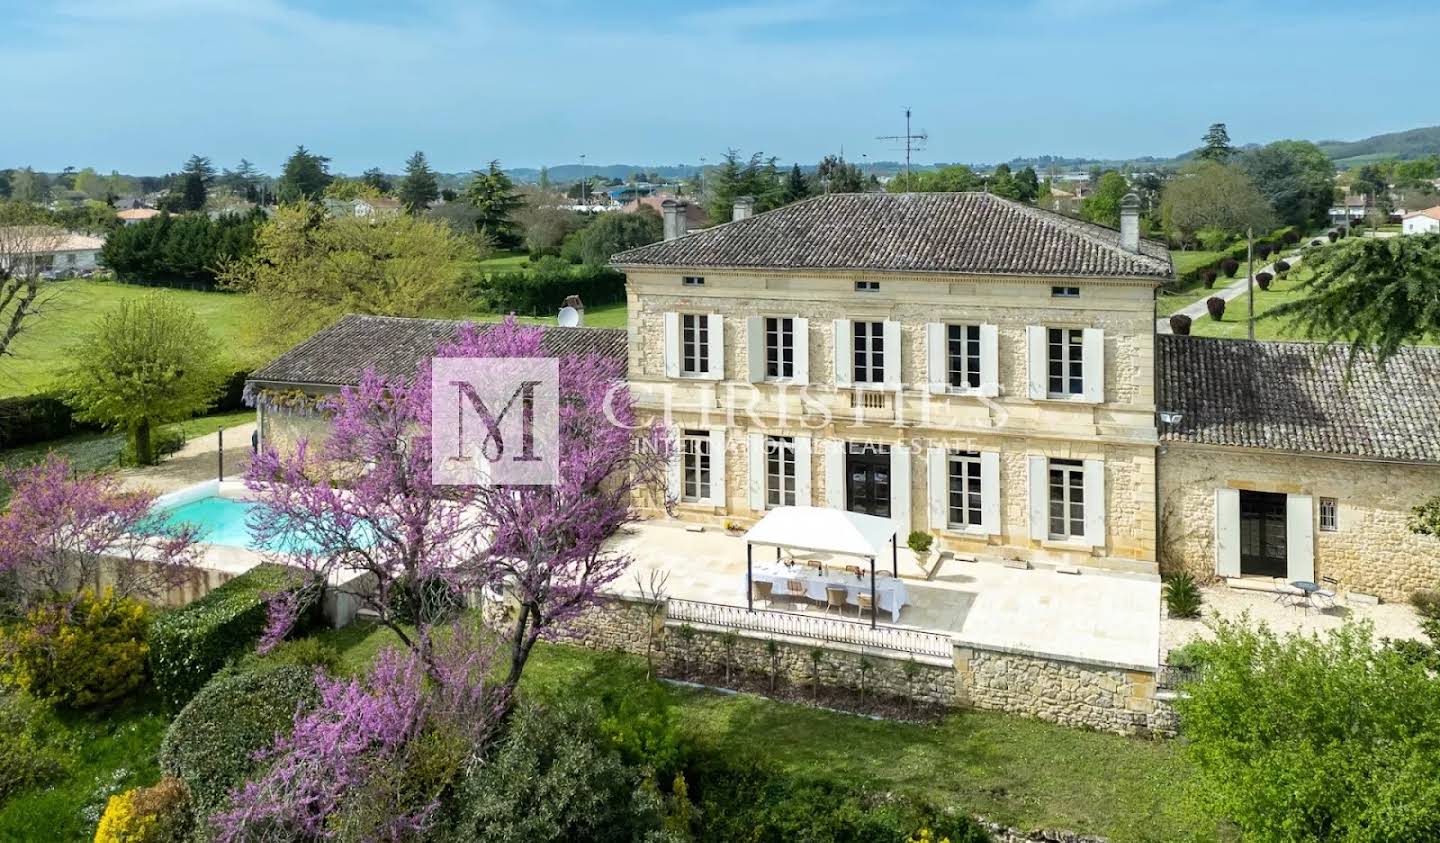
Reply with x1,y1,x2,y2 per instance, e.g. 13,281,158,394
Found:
1119,192,1141,253
732,195,755,222
661,199,689,241
561,294,585,327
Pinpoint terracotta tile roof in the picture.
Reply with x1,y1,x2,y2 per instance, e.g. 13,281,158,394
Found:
248,314,627,388
1157,334,1440,463
612,192,1173,279
116,208,161,220
1402,206,1440,221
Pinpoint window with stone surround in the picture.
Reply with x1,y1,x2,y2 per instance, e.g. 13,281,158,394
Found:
681,429,711,502
1319,497,1338,531
947,451,984,529
765,316,795,380
1047,327,1084,397
1047,458,1085,539
765,435,796,508
946,324,982,391
681,313,709,375
853,320,885,384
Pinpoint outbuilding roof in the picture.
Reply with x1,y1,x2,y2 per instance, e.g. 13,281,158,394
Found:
612,191,1173,279
247,314,627,389
1157,334,1440,463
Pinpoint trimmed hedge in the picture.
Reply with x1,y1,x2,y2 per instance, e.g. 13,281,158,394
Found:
159,664,321,820
1206,296,1226,321
471,260,626,317
1168,314,1192,335
148,564,320,709
1167,226,1299,291
1255,272,1274,291
0,394,100,449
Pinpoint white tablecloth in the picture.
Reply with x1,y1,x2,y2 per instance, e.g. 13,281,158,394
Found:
750,562,908,622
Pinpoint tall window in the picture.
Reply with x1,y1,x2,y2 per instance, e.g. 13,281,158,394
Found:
765,317,795,380
947,324,981,391
681,430,711,502
765,436,796,508
1047,328,1084,397
681,314,709,376
948,451,984,529
853,320,885,384
1047,459,1085,539
1319,497,1338,531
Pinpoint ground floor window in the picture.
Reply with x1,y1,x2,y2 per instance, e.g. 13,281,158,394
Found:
948,451,983,529
766,435,795,508
1319,497,1338,531
681,430,711,502
1047,459,1084,539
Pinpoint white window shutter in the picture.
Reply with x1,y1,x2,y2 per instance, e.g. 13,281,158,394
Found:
663,312,680,378
1027,455,1048,541
833,319,852,387
1286,494,1315,582
707,428,727,508
747,433,766,512
705,314,725,381
980,451,1001,535
1025,326,1047,400
979,324,1000,397
1215,488,1241,577
882,320,902,389
1081,328,1104,403
793,317,810,385
927,447,947,530
1082,458,1105,548
926,323,946,394
746,316,765,383
890,445,911,537
665,427,682,503
793,435,812,506
825,440,846,510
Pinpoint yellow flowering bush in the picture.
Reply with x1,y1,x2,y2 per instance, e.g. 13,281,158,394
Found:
94,777,191,843
2,590,150,708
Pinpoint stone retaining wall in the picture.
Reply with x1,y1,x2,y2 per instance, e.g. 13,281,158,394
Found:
551,593,1173,737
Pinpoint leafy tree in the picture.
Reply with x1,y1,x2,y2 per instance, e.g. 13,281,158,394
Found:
781,163,811,205
569,205,662,265
398,150,439,213
59,296,227,465
816,155,864,194
181,154,215,186
277,145,333,202
516,198,586,255
70,168,106,199
219,201,477,347
537,165,550,192
0,202,67,366
221,159,262,202
9,167,49,203
321,177,383,202
1196,122,1234,162
1351,164,1388,206
180,172,207,212
1014,165,1041,202
1080,170,1129,226
1175,619,1440,840
886,164,982,193
1241,140,1336,229
361,166,392,194
0,169,11,198
1160,161,1275,245
99,209,263,288
463,161,524,249
709,149,783,222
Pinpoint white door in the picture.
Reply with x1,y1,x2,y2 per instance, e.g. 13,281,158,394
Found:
1286,494,1315,582
1215,488,1240,577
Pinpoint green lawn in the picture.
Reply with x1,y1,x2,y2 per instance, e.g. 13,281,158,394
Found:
476,250,533,273
319,622,1204,842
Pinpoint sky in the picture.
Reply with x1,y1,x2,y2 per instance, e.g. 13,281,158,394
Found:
3,0,1437,176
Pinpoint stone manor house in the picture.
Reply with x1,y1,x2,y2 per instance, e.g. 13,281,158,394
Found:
250,191,1440,602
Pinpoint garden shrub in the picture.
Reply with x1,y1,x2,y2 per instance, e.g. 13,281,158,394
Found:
1254,271,1273,291
1283,229,1301,244
1255,244,1272,259
906,531,933,555
159,664,321,822
1220,258,1239,277
94,777,194,843
0,692,67,801
1,590,149,708
1168,314,1192,335
1328,230,1339,242
1201,269,1217,288
1412,589,1440,620
0,393,99,449
471,257,627,316
1273,259,1291,273
1163,573,1203,619
228,636,341,676
148,564,320,709
1206,296,1226,321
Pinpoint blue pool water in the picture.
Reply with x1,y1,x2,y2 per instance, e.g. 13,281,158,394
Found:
155,496,276,549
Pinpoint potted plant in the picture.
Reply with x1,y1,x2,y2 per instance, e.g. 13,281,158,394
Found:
907,530,935,568
723,519,743,536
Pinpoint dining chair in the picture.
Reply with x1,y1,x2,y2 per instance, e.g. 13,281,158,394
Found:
786,578,808,610
856,592,874,621
751,579,774,609
1316,575,1341,609
823,584,847,615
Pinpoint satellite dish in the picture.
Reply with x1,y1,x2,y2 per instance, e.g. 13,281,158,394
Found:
557,306,580,328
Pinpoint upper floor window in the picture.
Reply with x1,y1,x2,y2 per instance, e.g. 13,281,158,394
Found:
766,436,796,508
855,281,880,292
681,429,711,502
765,317,795,380
948,451,984,529
947,324,982,391
853,320,885,384
683,276,705,286
1047,459,1085,540
1047,328,1084,397
1051,286,1080,297
681,314,709,376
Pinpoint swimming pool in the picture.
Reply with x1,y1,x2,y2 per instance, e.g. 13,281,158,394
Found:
154,496,278,550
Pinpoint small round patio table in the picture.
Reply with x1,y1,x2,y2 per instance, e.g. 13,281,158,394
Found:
1290,580,1320,612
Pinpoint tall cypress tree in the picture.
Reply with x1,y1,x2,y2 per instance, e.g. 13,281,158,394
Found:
398,151,439,214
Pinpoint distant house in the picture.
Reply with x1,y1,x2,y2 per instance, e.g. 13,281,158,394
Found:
354,197,402,218
623,193,708,228
1328,195,1368,223
1402,206,1440,235
117,208,162,226
0,227,105,275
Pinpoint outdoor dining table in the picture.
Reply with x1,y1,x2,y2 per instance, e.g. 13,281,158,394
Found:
752,562,909,622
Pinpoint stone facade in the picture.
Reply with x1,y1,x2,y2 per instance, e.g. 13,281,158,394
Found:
627,268,1160,572
553,593,1171,736
1159,443,1440,601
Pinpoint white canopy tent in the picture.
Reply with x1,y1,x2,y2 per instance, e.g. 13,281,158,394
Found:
741,506,899,627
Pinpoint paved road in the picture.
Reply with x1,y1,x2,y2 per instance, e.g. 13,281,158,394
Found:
1156,252,1303,335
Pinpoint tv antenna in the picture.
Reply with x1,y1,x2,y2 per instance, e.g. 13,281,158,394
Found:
876,107,929,187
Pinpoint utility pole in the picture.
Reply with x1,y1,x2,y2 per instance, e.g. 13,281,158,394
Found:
579,153,587,211
876,107,928,189
1246,226,1256,341
699,155,707,200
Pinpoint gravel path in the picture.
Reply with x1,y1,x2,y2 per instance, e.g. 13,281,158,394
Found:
1156,252,1303,334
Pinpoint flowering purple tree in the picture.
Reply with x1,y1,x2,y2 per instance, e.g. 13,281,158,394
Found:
0,455,199,607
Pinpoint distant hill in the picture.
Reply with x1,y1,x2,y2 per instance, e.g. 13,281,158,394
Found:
1317,126,1440,165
